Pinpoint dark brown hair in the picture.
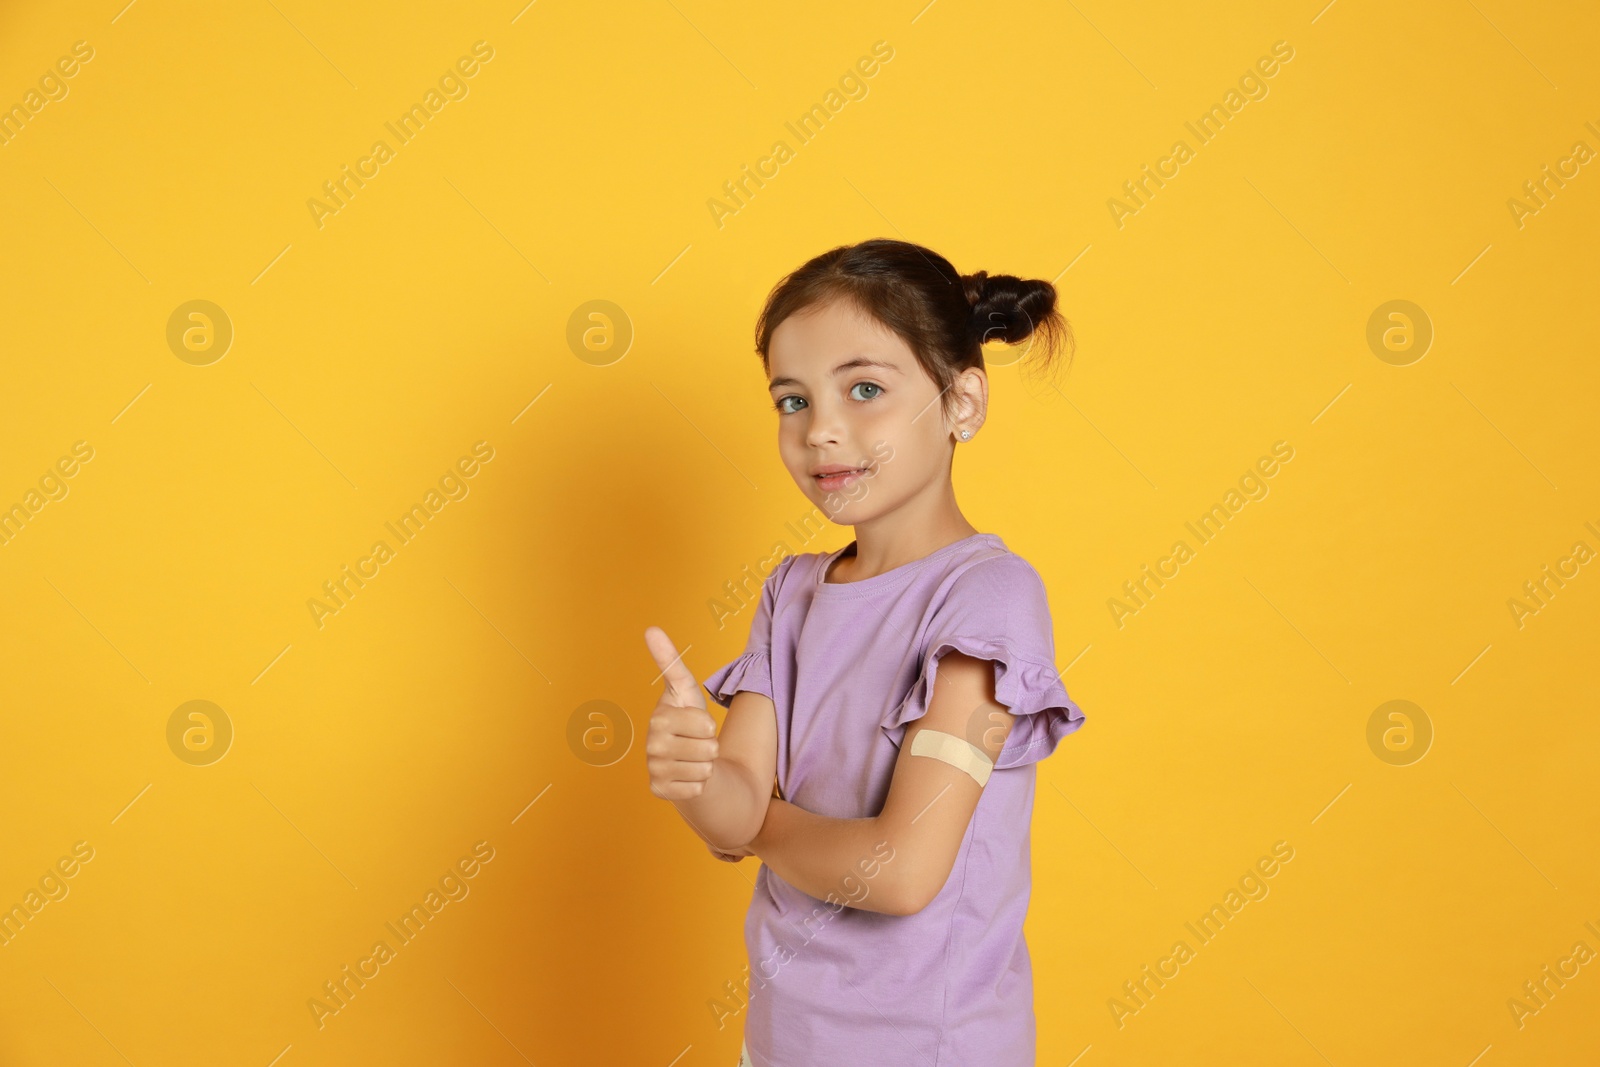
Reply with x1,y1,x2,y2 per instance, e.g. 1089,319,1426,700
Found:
754,238,1073,421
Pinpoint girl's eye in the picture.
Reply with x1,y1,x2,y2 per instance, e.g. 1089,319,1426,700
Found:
773,383,880,414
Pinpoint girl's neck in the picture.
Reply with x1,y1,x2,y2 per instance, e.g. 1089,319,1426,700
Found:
832,502,980,583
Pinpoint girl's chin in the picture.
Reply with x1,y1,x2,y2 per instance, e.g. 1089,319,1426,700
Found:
813,494,849,517
815,495,876,523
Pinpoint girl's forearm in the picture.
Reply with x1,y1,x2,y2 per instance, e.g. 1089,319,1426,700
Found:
749,798,903,915
672,756,771,850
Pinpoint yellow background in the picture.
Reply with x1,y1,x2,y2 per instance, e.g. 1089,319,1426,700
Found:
2,0,1597,1063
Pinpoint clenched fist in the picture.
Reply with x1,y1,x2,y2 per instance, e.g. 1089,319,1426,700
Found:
643,626,720,801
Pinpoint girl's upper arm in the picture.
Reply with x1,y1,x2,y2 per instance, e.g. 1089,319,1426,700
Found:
716,688,779,834
876,649,1011,913
702,556,791,821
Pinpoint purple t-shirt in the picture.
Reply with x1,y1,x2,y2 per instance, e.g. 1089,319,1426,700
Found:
703,532,1087,1066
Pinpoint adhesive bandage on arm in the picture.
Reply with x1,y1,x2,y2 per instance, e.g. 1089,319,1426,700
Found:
908,729,995,787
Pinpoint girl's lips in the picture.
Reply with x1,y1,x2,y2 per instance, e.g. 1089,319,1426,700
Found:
815,468,866,491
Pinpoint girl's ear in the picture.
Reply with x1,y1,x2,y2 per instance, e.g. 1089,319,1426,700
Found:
949,367,988,435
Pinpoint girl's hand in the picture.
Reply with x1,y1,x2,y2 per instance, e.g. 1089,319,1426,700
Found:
643,626,720,801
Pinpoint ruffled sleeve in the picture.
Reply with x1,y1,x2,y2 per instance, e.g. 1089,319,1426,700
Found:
882,555,1086,770
704,648,771,708
703,555,791,708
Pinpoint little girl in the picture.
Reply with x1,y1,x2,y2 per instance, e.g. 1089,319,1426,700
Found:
644,238,1087,1066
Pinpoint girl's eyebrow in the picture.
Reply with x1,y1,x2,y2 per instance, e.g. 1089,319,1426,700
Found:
769,357,902,391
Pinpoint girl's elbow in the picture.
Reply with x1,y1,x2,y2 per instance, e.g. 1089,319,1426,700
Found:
885,867,948,917
884,893,927,917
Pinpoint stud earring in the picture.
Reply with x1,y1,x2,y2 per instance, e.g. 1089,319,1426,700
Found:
959,430,971,440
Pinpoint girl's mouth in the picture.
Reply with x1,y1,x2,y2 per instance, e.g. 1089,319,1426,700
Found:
814,468,868,492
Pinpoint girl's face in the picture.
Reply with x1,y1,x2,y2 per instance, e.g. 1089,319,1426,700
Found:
767,297,979,523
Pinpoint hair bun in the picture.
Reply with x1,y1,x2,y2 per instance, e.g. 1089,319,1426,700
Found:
962,270,1057,347
960,270,990,308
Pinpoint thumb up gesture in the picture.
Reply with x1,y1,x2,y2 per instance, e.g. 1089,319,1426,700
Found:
643,626,720,801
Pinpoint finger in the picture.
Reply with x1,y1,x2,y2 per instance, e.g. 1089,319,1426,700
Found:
652,703,718,742
652,779,705,801
643,626,707,710
651,758,716,784
647,730,718,762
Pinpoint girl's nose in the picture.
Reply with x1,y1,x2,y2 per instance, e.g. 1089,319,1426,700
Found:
804,405,844,447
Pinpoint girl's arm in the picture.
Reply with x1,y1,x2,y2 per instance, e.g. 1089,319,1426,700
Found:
748,650,1012,916
644,626,778,852
671,688,778,851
